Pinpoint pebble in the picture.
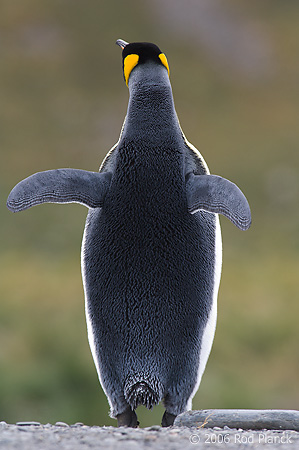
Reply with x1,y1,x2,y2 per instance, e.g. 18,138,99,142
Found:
55,421,69,427
16,421,41,426
144,425,161,431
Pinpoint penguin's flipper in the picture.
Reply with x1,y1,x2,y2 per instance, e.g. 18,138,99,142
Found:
186,173,251,230
7,169,112,212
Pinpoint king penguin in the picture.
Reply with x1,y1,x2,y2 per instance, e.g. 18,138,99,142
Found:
7,39,251,427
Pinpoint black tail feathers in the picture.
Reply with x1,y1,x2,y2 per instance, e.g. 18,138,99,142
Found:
124,374,163,410
125,381,158,410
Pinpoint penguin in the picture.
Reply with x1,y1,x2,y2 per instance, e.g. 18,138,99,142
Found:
7,39,251,428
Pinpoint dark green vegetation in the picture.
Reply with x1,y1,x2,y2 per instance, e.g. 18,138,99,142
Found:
1,1,299,427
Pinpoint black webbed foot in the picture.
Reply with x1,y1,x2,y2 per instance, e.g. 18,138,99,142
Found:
116,407,139,428
161,411,176,427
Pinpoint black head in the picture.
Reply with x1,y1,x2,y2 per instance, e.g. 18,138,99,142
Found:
116,39,170,86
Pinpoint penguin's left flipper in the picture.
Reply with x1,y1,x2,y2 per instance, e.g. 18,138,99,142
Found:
186,173,251,231
7,169,112,212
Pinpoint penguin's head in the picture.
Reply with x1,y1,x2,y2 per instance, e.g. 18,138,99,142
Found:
116,39,170,87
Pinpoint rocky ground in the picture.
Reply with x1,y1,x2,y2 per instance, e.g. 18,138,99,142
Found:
0,420,298,450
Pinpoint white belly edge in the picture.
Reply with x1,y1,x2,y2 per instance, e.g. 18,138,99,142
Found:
186,214,222,411
81,218,115,414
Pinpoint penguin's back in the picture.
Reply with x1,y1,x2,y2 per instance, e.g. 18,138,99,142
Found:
82,139,217,394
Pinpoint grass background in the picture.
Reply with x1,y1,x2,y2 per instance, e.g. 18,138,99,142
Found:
1,0,298,426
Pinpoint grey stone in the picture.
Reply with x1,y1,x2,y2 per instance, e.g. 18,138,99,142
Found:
55,421,69,427
16,421,41,426
144,425,161,431
70,422,84,427
174,409,299,431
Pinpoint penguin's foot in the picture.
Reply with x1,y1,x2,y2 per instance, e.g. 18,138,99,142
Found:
116,407,139,428
161,411,176,427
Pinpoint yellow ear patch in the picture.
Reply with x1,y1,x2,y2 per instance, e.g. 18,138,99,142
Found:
124,54,139,86
159,53,170,76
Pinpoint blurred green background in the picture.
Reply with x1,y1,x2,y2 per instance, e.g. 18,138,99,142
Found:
1,0,299,427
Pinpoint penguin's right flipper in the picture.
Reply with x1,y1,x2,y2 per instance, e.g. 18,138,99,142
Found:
186,173,251,230
7,169,112,212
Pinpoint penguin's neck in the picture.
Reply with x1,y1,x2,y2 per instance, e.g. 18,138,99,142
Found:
121,65,182,144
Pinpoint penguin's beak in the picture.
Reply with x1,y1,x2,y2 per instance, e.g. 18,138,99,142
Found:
116,39,129,49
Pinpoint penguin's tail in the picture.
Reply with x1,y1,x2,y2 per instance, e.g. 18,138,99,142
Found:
124,374,163,410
